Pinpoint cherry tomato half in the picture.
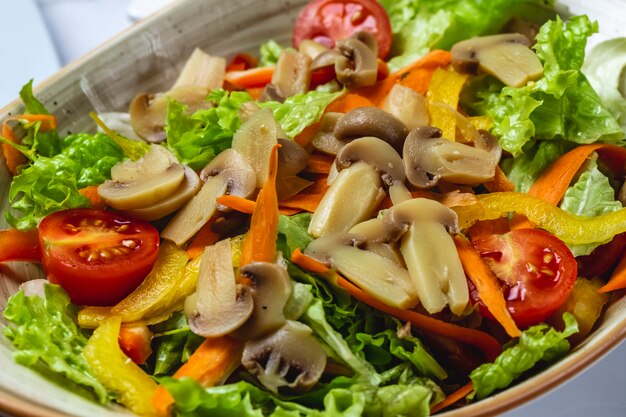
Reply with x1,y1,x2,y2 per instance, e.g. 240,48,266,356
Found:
292,0,392,59
471,229,577,328
38,209,159,306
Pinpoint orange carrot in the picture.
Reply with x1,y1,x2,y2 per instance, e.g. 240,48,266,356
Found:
226,53,258,72
239,143,280,267
294,122,320,147
1,122,26,175
291,248,330,274
454,235,521,338
307,154,334,174
279,207,302,216
245,87,264,101
337,275,501,361
430,382,474,414
79,185,106,209
186,217,220,259
325,93,373,114
599,252,626,293
484,166,515,193
216,195,256,214
152,337,243,416
225,66,274,89
8,114,57,131
467,219,510,242
279,174,329,213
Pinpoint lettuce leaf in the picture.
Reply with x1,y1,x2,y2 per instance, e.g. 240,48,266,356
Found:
277,213,314,257
3,284,110,403
464,16,624,156
260,40,285,67
18,80,62,157
6,132,124,230
150,311,204,376
470,313,578,399
379,0,555,71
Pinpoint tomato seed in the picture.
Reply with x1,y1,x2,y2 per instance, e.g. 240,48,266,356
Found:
543,252,554,264
79,250,89,259
122,239,137,249
94,219,104,226
117,224,129,232
100,250,112,259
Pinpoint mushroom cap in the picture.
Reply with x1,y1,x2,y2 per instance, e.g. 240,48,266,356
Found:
336,136,406,187
304,232,367,265
335,32,378,89
382,198,460,242
334,107,409,153
200,148,257,200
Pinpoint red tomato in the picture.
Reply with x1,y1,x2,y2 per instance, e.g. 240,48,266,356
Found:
292,0,392,59
0,229,41,262
119,323,153,365
38,209,159,306
471,229,577,328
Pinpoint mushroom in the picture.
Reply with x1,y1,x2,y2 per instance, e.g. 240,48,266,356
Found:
382,84,429,130
348,218,405,265
308,161,385,238
161,149,256,246
231,108,280,188
20,279,48,298
382,198,468,315
335,32,378,89
451,33,543,87
242,320,326,393
336,136,411,205
275,138,312,201
271,49,312,98
311,112,345,155
233,260,293,340
298,39,329,60
259,83,286,103
184,239,253,337
305,233,418,309
171,48,226,91
403,126,499,189
122,165,201,221
334,107,409,153
98,145,186,210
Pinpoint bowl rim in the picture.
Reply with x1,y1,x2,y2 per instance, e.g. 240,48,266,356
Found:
1,0,626,416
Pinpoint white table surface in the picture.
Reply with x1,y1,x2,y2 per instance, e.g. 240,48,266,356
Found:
2,1,626,416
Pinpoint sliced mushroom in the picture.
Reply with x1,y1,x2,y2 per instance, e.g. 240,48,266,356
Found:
334,107,408,153
308,161,385,238
271,49,312,98
239,101,261,123
171,48,226,90
123,165,201,221
335,32,378,89
161,149,256,246
259,83,286,103
349,219,404,265
276,138,312,200
451,33,543,87
382,84,429,130
311,112,344,155
233,260,293,340
298,39,329,61
184,239,253,337
383,199,468,315
403,126,498,189
242,320,326,393
305,233,418,309
98,145,185,210
231,108,280,188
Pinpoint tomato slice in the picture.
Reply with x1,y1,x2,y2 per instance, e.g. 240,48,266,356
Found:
292,0,392,59
471,229,577,328
0,229,41,262
38,209,160,306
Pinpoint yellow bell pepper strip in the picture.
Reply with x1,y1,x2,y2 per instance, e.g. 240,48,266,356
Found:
454,235,521,338
469,115,493,132
426,68,468,140
454,192,626,246
79,241,190,326
83,317,159,416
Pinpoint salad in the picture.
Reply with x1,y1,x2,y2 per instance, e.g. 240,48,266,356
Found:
2,0,626,416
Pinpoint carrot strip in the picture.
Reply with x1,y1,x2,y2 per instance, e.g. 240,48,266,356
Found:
152,336,243,416
484,166,515,193
226,53,258,72
8,114,57,131
291,248,330,274
186,217,220,259
239,143,280,267
306,154,334,174
336,275,501,361
78,185,106,209
430,382,474,414
294,122,320,147
325,93,373,114
225,66,274,89
599,252,626,293
1,122,26,175
467,219,510,242
216,195,256,214
245,87,264,101
454,235,521,338
279,174,329,213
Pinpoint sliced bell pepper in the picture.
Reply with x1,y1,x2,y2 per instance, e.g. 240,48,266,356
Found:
426,68,468,140
83,317,158,416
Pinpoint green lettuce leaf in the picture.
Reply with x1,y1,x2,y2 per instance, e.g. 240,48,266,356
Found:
379,0,555,71
560,159,623,256
470,313,578,399
3,284,110,403
260,40,285,67
18,80,62,157
166,89,253,170
6,132,124,230
150,311,204,376
277,213,313,257
464,16,624,156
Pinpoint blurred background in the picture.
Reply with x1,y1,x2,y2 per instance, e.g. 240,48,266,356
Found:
1,0,626,416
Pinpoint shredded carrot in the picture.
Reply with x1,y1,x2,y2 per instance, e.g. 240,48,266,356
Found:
239,143,280,267
484,166,515,193
279,174,329,213
186,217,220,259
337,275,501,360
8,114,57,131
1,114,57,175
325,93,373,114
467,219,510,242
78,186,106,209
245,87,264,101
431,382,474,414
599,252,626,293
291,248,330,274
216,195,256,214
279,207,302,216
225,66,274,89
294,122,320,147
152,336,243,416
454,235,521,338
306,154,334,174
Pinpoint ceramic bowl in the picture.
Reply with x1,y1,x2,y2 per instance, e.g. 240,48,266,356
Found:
1,0,625,416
